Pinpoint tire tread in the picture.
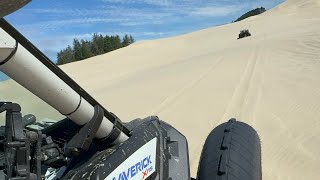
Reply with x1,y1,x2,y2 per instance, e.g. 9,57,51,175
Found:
197,119,261,180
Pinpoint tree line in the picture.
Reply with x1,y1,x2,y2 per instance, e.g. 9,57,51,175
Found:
57,34,134,65
234,7,266,22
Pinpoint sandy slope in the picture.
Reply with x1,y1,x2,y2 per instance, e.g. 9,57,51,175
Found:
0,80,64,122
1,0,320,179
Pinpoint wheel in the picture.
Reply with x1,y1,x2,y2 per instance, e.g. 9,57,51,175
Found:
197,118,261,180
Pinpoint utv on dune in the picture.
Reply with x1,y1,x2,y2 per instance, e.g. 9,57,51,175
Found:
0,1,262,180
238,29,251,39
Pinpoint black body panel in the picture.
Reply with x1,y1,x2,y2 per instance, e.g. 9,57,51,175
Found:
62,116,190,180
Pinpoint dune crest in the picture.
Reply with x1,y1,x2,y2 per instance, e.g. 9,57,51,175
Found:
271,0,320,15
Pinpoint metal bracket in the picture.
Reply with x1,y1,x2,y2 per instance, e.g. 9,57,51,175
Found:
64,105,104,157
98,113,123,148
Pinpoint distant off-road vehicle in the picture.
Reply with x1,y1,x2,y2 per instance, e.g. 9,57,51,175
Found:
238,29,251,39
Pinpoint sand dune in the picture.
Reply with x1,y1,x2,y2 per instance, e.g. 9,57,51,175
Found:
1,0,320,179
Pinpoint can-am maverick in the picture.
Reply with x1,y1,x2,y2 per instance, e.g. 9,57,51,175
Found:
0,1,261,180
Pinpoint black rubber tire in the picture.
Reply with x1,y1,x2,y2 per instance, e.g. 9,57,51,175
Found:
197,118,261,180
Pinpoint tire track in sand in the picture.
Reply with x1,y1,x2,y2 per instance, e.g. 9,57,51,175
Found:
248,45,266,125
148,57,224,115
220,45,261,123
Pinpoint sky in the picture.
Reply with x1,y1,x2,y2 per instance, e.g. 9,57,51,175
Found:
1,0,284,81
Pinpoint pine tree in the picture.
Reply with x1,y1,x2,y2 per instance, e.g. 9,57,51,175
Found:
122,34,131,47
56,33,135,65
56,46,74,65
91,33,99,55
129,35,135,44
103,35,112,53
234,7,266,22
73,39,82,61
91,33,104,55
111,35,122,50
80,40,93,60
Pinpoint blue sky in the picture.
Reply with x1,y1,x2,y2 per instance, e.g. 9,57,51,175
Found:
4,0,284,63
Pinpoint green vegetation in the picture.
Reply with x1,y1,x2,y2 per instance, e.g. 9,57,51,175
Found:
234,7,266,22
57,34,134,65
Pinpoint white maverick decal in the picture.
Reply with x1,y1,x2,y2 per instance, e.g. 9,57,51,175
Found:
105,138,157,180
